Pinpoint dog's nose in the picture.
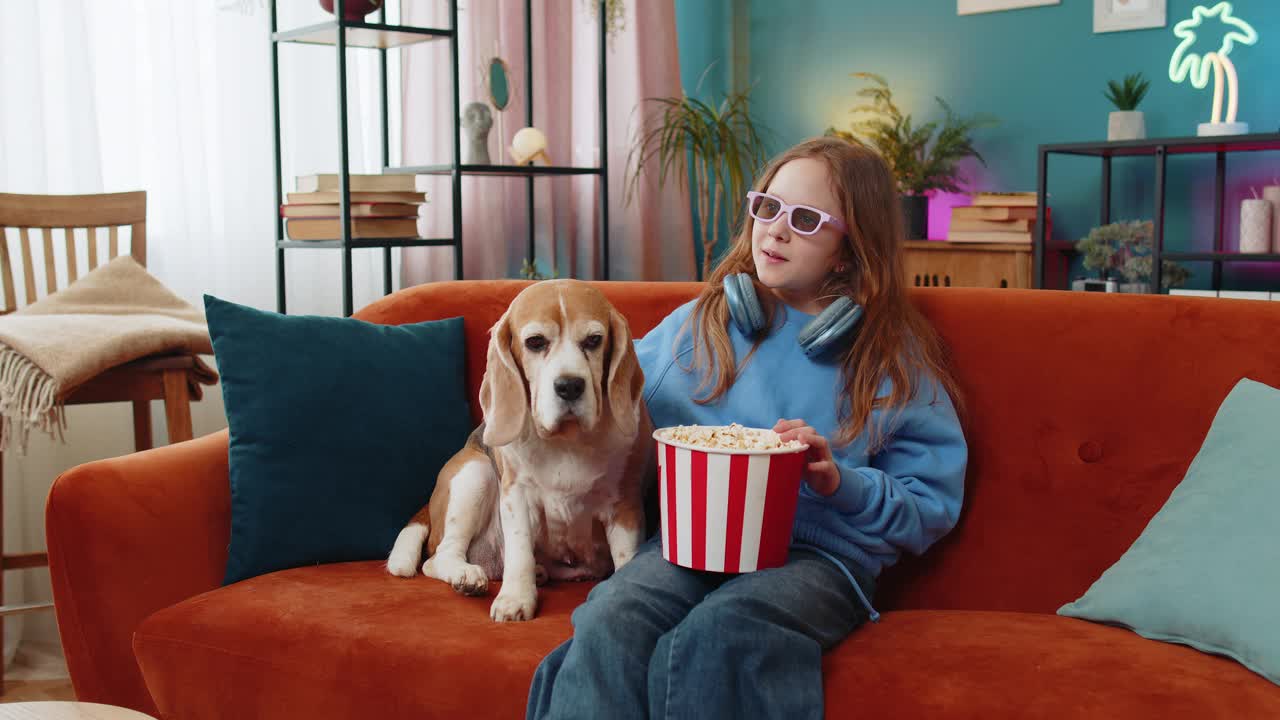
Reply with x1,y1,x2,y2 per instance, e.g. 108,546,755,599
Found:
554,376,586,402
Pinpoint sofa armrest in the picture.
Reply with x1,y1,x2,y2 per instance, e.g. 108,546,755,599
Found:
46,429,231,715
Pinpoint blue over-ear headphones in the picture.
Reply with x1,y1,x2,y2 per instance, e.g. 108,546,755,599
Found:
722,273,864,358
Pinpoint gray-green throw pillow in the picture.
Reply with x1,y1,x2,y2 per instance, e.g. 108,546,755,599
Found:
1058,377,1280,686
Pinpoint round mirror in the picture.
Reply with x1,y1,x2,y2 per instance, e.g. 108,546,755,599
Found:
488,57,511,112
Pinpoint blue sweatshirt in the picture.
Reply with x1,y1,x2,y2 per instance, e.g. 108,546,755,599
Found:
634,299,968,586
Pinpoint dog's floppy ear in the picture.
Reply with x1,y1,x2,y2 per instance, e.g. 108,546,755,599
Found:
479,310,528,446
606,308,644,437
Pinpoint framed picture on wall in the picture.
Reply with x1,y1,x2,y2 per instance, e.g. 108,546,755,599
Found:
958,0,1059,15
1094,0,1166,33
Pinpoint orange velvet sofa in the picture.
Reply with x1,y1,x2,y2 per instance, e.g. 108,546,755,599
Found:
46,280,1280,719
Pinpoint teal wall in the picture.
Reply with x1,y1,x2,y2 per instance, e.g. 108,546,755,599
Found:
674,0,736,276
678,0,1280,290
675,0,733,105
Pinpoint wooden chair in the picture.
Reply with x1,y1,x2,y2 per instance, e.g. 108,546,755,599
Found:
0,191,209,691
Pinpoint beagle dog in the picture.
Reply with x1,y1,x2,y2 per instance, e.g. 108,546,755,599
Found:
386,279,652,622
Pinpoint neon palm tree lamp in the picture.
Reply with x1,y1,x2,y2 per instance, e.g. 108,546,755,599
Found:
1170,2,1258,137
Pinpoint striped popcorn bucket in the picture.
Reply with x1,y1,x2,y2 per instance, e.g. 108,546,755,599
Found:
654,427,808,573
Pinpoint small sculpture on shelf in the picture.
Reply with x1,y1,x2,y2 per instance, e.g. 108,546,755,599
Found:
461,102,493,165
510,127,551,166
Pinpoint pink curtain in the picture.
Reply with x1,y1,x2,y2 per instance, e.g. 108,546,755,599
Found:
400,0,695,283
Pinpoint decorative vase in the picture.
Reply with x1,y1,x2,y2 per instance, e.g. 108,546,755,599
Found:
318,0,383,21
1107,111,1146,141
1240,198,1272,254
900,195,928,240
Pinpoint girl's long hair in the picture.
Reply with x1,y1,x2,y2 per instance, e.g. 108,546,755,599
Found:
679,136,963,452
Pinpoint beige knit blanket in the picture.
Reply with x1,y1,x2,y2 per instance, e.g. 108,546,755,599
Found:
0,256,216,452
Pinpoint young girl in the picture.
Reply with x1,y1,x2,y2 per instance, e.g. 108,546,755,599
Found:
526,136,968,720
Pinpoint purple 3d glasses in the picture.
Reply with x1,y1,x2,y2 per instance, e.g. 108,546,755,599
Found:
746,191,848,236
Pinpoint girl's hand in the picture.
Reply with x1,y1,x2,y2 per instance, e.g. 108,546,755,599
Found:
773,418,841,497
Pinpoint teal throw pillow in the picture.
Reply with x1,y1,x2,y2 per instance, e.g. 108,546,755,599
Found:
1058,377,1280,686
205,295,473,585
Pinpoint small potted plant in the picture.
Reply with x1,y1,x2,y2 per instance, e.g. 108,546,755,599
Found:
827,72,997,241
1076,219,1190,292
1104,72,1150,141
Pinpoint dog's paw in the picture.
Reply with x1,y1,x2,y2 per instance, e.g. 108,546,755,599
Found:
441,563,489,596
387,547,422,577
490,587,538,622
386,524,426,577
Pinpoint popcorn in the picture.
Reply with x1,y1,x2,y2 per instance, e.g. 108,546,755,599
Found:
657,423,806,452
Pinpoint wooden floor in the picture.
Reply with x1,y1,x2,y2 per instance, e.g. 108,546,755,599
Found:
0,643,74,704
0,678,75,702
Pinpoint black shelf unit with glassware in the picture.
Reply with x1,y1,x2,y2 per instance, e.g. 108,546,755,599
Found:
270,0,611,317
1034,132,1280,293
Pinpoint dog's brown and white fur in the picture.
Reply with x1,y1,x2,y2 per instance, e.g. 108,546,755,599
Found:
386,280,651,622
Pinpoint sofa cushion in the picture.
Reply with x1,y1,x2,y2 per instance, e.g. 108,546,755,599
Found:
825,610,1280,718
132,564,1280,720
133,563,593,720
1057,377,1280,686
204,295,474,585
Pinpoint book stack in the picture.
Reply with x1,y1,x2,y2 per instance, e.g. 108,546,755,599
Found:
947,192,1047,244
282,174,429,241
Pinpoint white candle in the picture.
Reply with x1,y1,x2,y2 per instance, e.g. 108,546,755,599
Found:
1240,198,1272,254
1263,186,1280,253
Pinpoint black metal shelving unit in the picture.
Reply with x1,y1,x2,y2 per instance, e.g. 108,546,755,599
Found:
1034,132,1280,293
270,0,610,317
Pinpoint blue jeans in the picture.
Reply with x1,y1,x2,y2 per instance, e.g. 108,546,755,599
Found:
526,536,876,720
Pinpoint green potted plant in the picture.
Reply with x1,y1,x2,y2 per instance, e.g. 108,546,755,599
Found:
1076,219,1190,292
1105,72,1151,141
625,73,769,279
827,72,997,240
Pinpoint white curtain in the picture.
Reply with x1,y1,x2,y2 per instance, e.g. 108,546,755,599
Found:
0,0,396,668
